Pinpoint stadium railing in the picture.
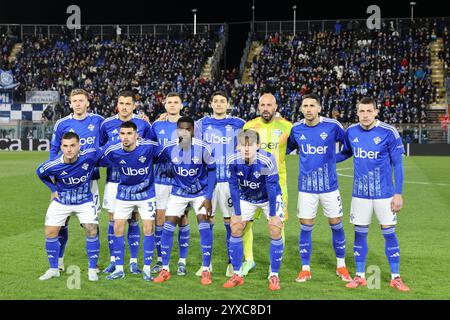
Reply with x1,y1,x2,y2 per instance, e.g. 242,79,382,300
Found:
253,17,450,39
0,23,226,41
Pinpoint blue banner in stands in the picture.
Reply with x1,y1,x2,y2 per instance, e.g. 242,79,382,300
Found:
0,69,19,90
25,91,60,104
0,91,13,103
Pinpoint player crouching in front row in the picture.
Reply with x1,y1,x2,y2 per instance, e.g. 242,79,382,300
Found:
223,129,285,291
36,132,103,282
153,117,217,285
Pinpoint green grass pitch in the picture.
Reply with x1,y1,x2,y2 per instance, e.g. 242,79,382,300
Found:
1,151,449,300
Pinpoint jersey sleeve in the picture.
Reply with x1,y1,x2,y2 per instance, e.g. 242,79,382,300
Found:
49,124,63,160
203,145,217,200
227,162,242,216
99,121,109,146
286,128,298,154
336,130,353,162
144,122,156,141
335,123,345,144
264,159,280,217
36,161,58,193
388,129,405,194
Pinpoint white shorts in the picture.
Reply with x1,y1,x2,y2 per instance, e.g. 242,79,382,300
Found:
165,195,208,218
102,182,119,212
297,190,343,219
212,182,234,218
155,184,172,210
45,201,98,227
240,195,285,222
91,180,101,212
350,197,397,226
114,198,156,221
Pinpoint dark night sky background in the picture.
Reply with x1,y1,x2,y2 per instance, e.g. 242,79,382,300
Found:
1,0,447,69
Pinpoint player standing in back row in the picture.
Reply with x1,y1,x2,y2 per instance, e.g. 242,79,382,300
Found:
195,91,245,276
287,93,351,283
49,89,104,272
336,97,410,292
99,90,155,275
241,92,292,276
151,92,191,276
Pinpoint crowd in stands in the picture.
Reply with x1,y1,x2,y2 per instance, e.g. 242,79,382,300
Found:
0,33,14,70
1,18,449,127
245,19,442,124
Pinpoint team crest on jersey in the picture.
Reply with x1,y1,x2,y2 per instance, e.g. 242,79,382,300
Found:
237,171,244,176
299,134,306,140
225,125,233,131
320,132,328,140
192,156,200,164
273,129,283,137
88,124,95,132
138,156,146,163
373,137,381,145
82,163,89,170
253,171,261,179
352,137,359,143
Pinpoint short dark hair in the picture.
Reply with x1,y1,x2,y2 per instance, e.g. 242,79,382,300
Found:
166,92,182,100
177,116,194,127
302,93,321,104
62,132,80,142
118,90,135,102
238,129,260,146
358,97,377,109
120,121,137,131
211,91,228,101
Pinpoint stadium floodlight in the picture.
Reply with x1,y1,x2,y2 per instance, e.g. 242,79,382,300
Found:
410,2,416,21
293,5,297,35
192,9,197,35
252,0,255,33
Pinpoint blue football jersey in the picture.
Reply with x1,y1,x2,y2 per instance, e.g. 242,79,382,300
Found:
340,120,405,199
101,140,160,201
287,117,345,193
227,150,282,216
159,138,216,199
195,116,245,183
50,113,104,160
37,148,103,205
151,120,179,185
100,114,155,183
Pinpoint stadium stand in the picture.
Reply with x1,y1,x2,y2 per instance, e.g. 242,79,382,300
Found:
1,18,449,127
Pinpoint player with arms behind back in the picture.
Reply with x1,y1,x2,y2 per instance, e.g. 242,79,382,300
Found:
151,92,191,276
153,117,217,286
195,91,245,276
240,92,292,276
287,93,351,283
101,121,159,281
100,90,155,275
337,97,410,292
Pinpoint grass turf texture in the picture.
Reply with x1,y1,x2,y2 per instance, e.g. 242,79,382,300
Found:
1,151,449,300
